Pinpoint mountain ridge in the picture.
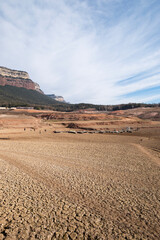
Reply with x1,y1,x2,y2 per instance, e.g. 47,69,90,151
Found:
0,85,65,107
0,66,43,94
0,66,66,103
47,94,65,103
0,66,159,112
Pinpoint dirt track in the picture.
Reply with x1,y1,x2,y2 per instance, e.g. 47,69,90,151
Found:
0,131,160,240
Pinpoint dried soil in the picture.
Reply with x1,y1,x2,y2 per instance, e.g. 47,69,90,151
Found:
0,110,160,239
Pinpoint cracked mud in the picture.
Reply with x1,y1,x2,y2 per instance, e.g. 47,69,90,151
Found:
0,132,160,239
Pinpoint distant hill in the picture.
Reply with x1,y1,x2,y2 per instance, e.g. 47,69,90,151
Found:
0,66,67,109
0,85,66,108
0,67,159,111
47,94,65,103
0,85,159,112
0,66,43,94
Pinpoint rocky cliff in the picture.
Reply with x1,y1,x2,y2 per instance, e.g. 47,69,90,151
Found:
0,66,43,94
47,94,65,103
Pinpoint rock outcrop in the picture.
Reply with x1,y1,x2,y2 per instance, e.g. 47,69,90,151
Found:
47,94,65,103
0,66,43,94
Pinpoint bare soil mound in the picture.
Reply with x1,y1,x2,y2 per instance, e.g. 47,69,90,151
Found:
110,107,160,121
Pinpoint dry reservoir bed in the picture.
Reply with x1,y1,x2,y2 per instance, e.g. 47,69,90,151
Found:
0,133,160,240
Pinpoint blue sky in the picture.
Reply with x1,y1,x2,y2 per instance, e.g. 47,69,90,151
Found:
0,0,160,104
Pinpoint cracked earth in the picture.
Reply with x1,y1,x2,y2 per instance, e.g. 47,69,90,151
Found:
0,132,160,239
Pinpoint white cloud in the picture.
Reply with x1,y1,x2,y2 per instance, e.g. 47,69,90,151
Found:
0,0,160,104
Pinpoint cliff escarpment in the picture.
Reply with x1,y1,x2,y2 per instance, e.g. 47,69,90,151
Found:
0,66,43,94
47,94,65,103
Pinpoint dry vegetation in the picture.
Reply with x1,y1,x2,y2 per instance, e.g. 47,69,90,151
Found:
0,108,160,239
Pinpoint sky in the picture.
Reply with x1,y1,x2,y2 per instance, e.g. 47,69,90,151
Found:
0,0,160,104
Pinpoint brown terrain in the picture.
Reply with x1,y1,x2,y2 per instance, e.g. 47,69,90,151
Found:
0,107,160,240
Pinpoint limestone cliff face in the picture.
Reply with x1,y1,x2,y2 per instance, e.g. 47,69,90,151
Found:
0,66,43,94
47,94,65,103
34,82,43,94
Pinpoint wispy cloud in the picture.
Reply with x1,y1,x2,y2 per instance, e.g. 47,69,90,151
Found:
0,0,160,104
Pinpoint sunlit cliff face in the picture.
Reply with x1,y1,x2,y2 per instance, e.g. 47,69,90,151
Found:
0,66,29,79
0,66,43,94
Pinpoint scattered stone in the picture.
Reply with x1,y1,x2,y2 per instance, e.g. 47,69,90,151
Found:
67,131,77,134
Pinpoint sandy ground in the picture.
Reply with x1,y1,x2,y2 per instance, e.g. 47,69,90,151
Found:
0,110,160,239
